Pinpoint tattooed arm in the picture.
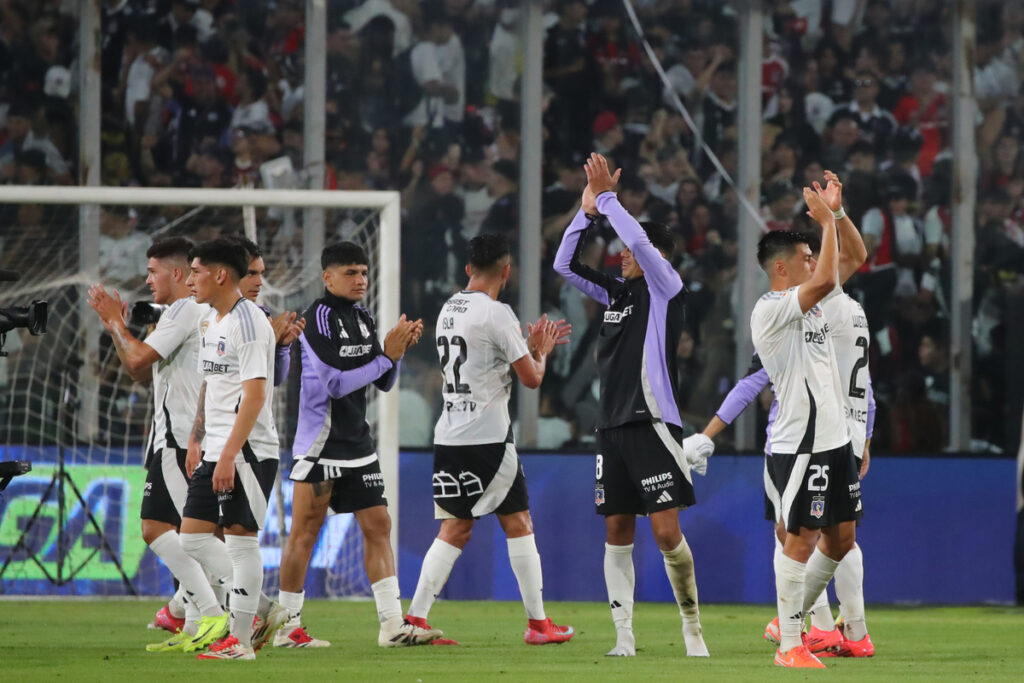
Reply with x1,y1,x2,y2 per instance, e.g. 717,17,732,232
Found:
186,380,206,478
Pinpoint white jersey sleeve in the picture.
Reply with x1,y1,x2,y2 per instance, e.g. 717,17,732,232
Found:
144,298,195,359
494,304,530,365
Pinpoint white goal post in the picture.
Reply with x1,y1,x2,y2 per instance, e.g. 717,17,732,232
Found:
0,185,401,595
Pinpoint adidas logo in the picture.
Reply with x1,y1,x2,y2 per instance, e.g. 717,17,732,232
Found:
610,600,622,609
656,490,673,504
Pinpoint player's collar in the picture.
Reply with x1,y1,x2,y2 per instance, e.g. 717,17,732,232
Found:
323,288,357,308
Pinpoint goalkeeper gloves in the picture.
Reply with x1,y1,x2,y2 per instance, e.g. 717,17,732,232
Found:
681,434,715,476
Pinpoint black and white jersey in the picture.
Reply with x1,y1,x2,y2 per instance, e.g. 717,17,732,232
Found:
821,291,872,457
750,284,850,455
197,298,279,463
142,296,207,453
433,290,530,446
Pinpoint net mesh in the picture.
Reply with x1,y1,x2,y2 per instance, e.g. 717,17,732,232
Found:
0,195,389,599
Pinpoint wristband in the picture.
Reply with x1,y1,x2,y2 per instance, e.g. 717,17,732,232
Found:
832,206,846,221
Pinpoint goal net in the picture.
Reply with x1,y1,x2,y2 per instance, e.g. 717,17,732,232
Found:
0,186,400,600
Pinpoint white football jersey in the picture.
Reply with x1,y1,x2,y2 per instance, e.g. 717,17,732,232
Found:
143,296,207,453
750,284,850,455
197,298,279,462
433,290,530,446
822,291,871,458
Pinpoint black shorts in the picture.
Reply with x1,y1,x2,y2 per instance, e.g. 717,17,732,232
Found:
595,421,696,516
764,452,864,524
432,441,529,520
769,443,863,533
140,447,189,526
290,457,388,514
183,452,278,531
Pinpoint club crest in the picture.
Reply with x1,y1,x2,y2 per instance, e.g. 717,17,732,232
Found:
810,494,825,519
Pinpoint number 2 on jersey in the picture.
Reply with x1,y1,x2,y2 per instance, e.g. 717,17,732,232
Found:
437,335,470,394
848,336,869,399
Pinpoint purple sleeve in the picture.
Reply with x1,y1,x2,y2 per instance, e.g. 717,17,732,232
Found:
299,334,394,399
273,345,291,387
595,192,683,300
373,359,399,392
715,368,772,424
553,208,611,305
866,378,876,439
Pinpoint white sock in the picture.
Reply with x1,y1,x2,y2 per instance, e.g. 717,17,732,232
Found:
408,539,461,620
225,535,263,645
168,584,186,618
151,531,221,618
604,543,635,631
802,548,840,615
808,588,835,631
183,593,200,636
834,543,867,640
257,591,274,619
180,532,232,617
279,589,305,626
774,552,806,653
211,578,228,612
661,536,701,628
371,576,403,626
507,534,546,621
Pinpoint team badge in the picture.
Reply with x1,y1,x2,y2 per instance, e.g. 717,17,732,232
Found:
810,495,825,519
595,485,605,505
216,339,227,356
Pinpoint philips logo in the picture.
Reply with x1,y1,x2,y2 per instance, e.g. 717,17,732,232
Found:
641,472,672,487
604,304,633,324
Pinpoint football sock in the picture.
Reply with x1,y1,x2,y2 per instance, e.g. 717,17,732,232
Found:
604,543,635,632
182,592,200,636
408,539,461,619
507,534,546,621
803,548,840,617
279,589,305,626
661,535,701,628
371,576,403,626
152,530,221,618
181,532,232,617
775,551,806,653
225,535,262,645
257,591,273,619
211,578,228,612
808,588,835,631
167,584,186,619
834,543,868,641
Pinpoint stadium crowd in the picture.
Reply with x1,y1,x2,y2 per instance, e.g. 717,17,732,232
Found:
0,0,1022,454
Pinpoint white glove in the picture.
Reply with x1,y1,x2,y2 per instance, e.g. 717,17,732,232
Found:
682,433,715,476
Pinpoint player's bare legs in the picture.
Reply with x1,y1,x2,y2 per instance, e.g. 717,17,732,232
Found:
279,481,332,593
603,514,637,655
650,509,708,656
354,505,395,582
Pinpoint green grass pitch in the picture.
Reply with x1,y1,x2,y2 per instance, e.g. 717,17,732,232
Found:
1,600,1021,681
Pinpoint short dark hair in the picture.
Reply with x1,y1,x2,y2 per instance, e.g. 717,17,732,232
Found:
321,241,368,269
640,221,675,259
147,236,194,262
225,234,262,261
189,238,249,281
757,230,813,270
467,234,511,272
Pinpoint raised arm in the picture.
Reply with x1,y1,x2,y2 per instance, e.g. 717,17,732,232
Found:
815,170,868,284
587,154,683,300
88,284,160,383
553,208,614,306
799,187,840,313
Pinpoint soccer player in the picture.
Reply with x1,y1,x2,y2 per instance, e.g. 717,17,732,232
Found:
179,238,280,660
230,235,305,384
275,241,437,648
404,234,575,646
553,153,711,658
747,185,865,668
702,173,875,658
87,238,227,649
